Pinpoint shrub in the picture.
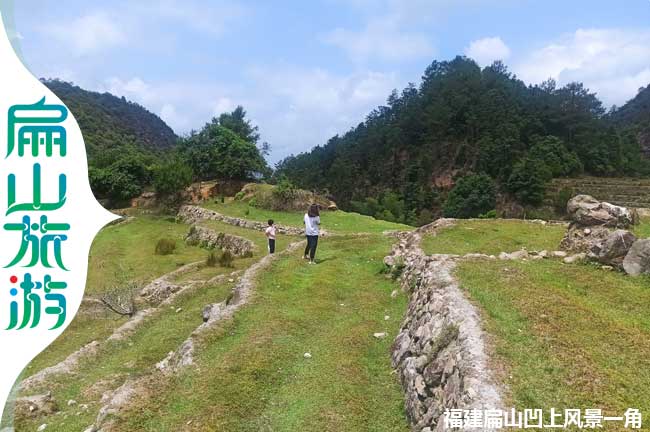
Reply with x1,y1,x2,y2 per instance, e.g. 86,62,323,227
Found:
152,159,193,197
234,191,246,201
528,135,583,177
155,238,176,255
507,158,551,205
206,251,218,267
415,209,435,227
273,175,297,201
553,187,574,216
218,250,235,268
443,173,496,218
478,209,497,219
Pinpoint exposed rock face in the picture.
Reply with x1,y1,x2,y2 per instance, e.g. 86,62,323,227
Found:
567,194,635,228
385,223,503,431
178,205,304,236
185,225,255,257
623,239,650,276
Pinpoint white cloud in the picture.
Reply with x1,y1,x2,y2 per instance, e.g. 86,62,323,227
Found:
323,18,434,62
246,65,399,159
322,0,435,63
146,0,246,37
99,76,242,133
44,12,126,56
212,97,237,116
515,28,650,105
465,36,511,67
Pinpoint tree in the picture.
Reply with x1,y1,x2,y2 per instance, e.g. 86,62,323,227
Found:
217,106,260,144
528,135,582,177
180,121,269,180
443,174,496,218
507,158,551,205
153,159,194,197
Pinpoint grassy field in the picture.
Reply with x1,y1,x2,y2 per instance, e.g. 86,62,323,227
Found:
420,219,567,256
202,200,412,234
17,276,235,431
457,259,650,425
24,215,266,381
86,216,208,296
112,235,409,432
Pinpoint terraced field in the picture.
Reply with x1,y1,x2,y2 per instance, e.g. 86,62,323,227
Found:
12,206,411,432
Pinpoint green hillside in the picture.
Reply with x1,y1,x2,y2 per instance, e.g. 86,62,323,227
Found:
277,57,650,223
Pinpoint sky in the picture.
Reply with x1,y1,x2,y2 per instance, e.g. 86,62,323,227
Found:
4,0,650,163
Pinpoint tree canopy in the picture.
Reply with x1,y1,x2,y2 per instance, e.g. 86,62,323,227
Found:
276,57,650,220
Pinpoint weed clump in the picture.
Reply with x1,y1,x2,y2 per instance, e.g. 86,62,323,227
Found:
219,250,235,268
206,251,219,267
155,238,176,255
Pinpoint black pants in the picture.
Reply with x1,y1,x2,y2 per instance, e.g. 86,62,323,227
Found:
304,235,318,260
268,239,275,254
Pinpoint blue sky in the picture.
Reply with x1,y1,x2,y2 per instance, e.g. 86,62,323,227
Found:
4,0,650,163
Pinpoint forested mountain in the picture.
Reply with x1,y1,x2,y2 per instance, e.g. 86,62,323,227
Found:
276,56,650,224
44,79,177,155
44,79,270,206
610,84,650,158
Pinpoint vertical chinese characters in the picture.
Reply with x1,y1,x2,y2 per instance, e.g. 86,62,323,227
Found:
4,98,70,330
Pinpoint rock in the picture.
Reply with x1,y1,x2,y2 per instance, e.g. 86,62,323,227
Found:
623,239,650,276
14,393,58,419
560,225,612,254
373,332,387,339
552,251,567,258
384,315,390,321
383,255,396,267
564,253,586,264
567,194,634,228
303,352,312,359
175,307,182,313
601,265,614,271
185,225,254,257
390,290,399,298
593,229,637,266
67,400,77,406
499,250,528,261
37,425,47,432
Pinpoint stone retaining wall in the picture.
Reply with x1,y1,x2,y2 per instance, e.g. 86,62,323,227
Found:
386,223,503,431
178,205,304,236
185,225,255,257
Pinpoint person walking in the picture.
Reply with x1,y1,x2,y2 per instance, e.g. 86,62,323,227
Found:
303,204,320,264
265,219,276,254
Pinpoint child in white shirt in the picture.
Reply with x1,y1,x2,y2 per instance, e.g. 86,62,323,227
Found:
265,219,276,254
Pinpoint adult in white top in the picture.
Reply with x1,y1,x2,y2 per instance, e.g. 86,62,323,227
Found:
303,204,321,263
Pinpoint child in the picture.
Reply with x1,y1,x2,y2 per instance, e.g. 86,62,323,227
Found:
265,219,276,254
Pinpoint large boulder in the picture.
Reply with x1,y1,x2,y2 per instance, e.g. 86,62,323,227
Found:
592,230,637,266
567,195,635,228
623,239,650,276
560,225,612,254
